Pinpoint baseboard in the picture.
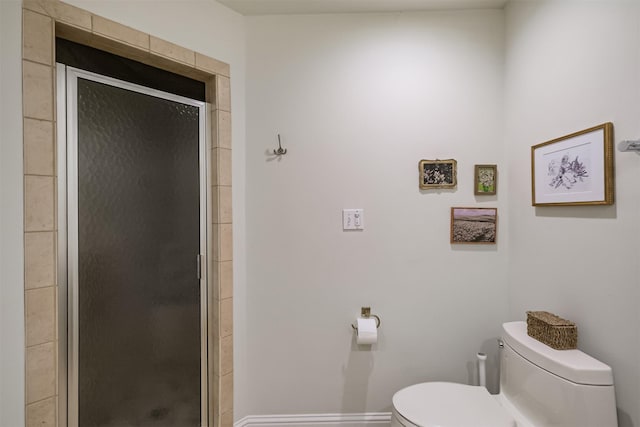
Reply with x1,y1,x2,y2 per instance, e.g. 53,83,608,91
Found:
234,412,392,427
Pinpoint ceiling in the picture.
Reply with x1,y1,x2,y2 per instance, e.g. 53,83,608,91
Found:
217,0,509,16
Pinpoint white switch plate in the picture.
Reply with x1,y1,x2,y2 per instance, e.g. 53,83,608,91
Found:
343,209,364,230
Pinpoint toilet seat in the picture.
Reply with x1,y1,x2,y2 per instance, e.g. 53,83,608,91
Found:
392,382,516,427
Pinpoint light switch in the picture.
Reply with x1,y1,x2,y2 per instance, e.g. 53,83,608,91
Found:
343,209,364,230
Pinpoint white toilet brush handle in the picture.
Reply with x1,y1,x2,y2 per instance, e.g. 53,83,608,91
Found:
477,352,487,388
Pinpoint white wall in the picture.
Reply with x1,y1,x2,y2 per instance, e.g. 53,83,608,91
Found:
504,1,640,426
0,1,25,425
244,10,507,416
5,1,639,425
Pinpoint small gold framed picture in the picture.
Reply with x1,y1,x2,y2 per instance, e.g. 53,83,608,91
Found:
419,159,457,189
474,164,497,195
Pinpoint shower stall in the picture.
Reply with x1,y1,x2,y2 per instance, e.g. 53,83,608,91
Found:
57,61,209,427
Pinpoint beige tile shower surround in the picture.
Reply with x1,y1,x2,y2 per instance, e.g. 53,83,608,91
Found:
21,1,233,426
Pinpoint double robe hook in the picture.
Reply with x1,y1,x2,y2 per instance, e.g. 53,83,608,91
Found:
273,134,287,156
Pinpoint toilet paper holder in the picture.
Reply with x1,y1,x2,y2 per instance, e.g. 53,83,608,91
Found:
351,306,381,331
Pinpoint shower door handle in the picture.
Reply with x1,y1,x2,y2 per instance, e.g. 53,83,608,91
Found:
196,254,202,280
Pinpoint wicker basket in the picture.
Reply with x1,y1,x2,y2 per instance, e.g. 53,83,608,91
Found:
526,311,577,350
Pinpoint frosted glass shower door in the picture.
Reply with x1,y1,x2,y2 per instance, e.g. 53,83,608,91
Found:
58,65,208,427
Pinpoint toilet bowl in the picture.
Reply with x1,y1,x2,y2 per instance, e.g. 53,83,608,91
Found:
392,382,516,427
391,321,618,427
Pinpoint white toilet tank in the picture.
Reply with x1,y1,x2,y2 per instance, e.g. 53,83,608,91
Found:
499,321,618,427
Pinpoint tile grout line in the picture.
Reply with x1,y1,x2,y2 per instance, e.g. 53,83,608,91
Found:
24,173,56,178
25,395,57,407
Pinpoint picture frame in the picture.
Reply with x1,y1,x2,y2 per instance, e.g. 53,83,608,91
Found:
419,159,457,189
531,123,614,206
474,164,497,195
450,207,497,244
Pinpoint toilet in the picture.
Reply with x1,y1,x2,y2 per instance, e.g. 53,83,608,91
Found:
391,321,618,427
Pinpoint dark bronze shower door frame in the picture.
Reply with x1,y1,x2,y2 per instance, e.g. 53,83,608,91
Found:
57,64,209,427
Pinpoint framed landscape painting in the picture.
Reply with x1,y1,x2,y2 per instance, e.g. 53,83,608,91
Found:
531,123,614,206
450,207,497,244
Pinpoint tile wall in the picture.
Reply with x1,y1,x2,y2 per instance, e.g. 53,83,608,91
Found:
21,1,233,425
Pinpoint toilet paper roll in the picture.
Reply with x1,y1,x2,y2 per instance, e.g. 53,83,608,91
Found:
356,317,378,345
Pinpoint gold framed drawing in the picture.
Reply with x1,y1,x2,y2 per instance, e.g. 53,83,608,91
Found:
531,123,614,206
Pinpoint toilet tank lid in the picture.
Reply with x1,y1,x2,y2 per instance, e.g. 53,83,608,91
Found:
502,321,613,386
